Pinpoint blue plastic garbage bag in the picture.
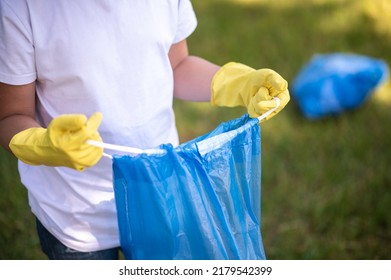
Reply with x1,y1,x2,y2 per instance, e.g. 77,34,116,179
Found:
112,114,266,260
291,53,389,119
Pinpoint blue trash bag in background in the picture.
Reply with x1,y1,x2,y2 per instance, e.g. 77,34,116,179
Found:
112,114,266,260
291,53,389,119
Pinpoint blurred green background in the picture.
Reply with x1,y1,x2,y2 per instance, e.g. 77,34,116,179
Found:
1,0,390,259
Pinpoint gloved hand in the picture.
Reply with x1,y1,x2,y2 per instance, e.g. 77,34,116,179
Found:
211,62,290,121
9,112,103,171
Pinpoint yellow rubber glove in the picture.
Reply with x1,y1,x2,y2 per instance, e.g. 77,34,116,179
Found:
9,112,103,171
211,62,290,121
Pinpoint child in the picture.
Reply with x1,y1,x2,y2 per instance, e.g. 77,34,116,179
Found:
0,0,289,259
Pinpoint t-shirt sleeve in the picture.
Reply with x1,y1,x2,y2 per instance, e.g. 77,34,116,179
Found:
0,1,36,85
173,0,198,44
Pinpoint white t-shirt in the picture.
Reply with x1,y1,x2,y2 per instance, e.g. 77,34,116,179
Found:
0,0,197,252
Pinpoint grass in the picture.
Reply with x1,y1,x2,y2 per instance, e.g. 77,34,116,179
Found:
1,0,391,259
0,149,46,259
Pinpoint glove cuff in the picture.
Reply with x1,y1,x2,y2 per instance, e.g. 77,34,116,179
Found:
211,62,255,107
9,127,48,166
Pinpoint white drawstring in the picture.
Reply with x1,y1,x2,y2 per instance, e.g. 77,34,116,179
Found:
257,97,280,122
86,140,165,159
88,97,281,159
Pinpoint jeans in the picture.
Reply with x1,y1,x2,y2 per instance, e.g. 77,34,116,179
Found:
36,218,121,260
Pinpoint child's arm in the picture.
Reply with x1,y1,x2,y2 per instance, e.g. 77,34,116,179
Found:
170,39,220,102
0,82,38,151
0,82,103,171
169,40,290,121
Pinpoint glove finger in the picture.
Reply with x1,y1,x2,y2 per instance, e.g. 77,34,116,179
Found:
85,112,103,139
259,91,290,122
74,141,103,171
256,99,279,122
269,75,288,92
254,87,273,102
253,99,278,114
84,112,103,164
248,88,271,117
260,69,288,96
70,131,103,171
275,89,291,107
248,95,276,118
50,114,87,131
86,112,103,131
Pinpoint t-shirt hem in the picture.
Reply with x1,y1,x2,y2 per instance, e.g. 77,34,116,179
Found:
0,72,36,85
